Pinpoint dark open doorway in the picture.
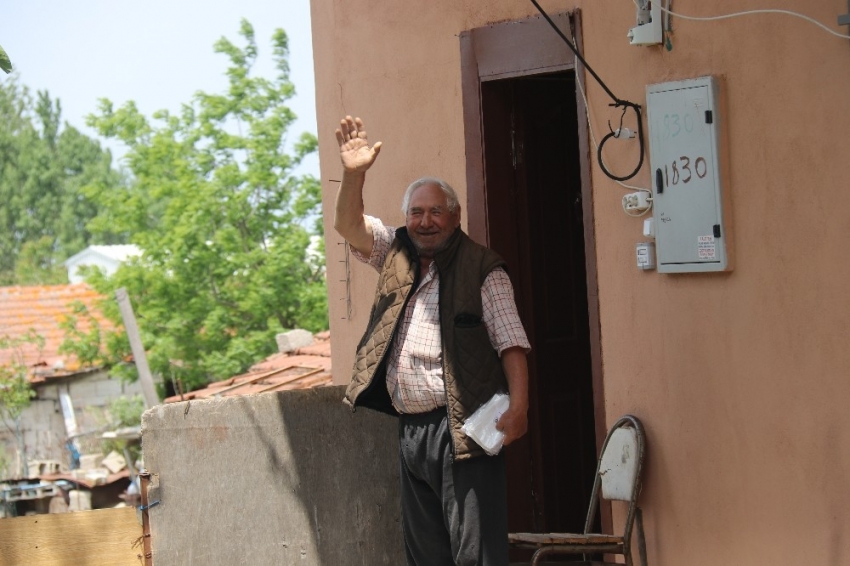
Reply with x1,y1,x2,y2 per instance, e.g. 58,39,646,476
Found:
460,12,609,555
480,72,599,538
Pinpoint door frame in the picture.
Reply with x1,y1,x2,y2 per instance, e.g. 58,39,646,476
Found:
459,8,610,527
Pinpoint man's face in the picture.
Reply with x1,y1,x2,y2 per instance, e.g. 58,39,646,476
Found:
405,183,461,258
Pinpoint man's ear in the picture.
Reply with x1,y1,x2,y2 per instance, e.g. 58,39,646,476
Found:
454,205,462,227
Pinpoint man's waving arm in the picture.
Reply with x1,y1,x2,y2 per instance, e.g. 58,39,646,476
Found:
333,116,382,257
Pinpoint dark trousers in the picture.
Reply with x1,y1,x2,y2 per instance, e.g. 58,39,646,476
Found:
398,409,508,566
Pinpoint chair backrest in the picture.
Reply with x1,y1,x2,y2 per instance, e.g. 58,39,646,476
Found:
599,426,640,501
584,415,646,536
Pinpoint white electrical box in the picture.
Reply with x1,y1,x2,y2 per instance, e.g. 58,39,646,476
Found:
646,76,731,273
628,0,662,46
636,242,656,270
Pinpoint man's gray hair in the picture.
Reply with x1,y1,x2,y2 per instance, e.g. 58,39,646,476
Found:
401,177,460,215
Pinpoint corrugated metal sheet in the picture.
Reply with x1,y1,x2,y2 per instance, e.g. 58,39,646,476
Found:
164,331,333,402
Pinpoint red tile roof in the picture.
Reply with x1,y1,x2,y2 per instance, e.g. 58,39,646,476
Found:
0,284,113,381
164,330,333,402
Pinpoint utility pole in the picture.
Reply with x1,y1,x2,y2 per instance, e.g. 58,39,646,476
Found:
115,288,159,408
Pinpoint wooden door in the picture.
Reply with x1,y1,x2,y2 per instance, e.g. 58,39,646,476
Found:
481,73,599,535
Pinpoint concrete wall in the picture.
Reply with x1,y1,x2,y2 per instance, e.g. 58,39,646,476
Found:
311,1,850,564
141,386,404,565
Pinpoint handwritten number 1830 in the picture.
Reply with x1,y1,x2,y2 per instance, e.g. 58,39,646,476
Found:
664,156,708,188
662,113,695,139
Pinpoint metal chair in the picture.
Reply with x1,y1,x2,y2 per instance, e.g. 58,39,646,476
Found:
509,414,648,565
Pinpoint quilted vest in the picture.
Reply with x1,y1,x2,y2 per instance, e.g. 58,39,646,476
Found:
343,227,509,460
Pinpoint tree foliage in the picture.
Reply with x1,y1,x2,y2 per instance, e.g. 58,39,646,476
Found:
0,44,10,74
58,301,105,368
0,333,39,421
85,20,327,391
100,394,145,461
0,77,125,285
0,332,41,478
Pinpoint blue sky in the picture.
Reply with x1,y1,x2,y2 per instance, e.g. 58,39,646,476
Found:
1,0,318,176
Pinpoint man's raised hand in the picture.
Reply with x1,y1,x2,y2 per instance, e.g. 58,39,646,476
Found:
336,116,382,173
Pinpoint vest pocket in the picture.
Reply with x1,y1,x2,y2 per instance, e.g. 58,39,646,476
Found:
454,312,482,328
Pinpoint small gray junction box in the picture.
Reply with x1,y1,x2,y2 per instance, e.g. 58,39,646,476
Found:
646,76,730,273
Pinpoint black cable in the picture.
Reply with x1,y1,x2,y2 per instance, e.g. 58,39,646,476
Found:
611,106,628,136
530,0,617,105
530,0,645,181
597,101,644,182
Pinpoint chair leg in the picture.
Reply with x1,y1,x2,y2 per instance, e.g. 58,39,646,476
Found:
530,547,544,566
637,507,649,566
530,546,556,566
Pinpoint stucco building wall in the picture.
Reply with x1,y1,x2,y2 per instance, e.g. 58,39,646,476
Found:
311,1,850,564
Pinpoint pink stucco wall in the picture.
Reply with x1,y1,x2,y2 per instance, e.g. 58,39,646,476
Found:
310,1,850,563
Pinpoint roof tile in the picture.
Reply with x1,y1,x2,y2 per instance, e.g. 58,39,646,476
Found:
164,332,333,402
0,284,113,380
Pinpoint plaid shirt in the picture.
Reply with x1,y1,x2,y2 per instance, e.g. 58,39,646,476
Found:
351,216,530,414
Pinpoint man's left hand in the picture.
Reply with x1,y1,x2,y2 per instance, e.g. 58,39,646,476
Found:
496,346,530,447
496,404,528,446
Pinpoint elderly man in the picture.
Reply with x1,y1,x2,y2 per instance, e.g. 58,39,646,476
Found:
334,115,530,566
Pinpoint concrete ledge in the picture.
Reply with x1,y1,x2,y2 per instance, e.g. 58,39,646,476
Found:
142,385,404,565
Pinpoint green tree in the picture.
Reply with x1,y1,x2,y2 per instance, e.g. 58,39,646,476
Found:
97,395,145,465
58,301,105,368
0,332,41,478
85,20,327,391
0,77,126,285
0,44,11,74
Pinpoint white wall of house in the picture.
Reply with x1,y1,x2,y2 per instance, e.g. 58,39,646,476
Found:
65,245,141,284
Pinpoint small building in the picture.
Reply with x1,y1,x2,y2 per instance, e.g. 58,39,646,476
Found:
64,245,141,284
0,284,145,477
308,2,850,564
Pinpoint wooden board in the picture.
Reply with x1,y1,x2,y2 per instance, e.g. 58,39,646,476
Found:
0,507,143,565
